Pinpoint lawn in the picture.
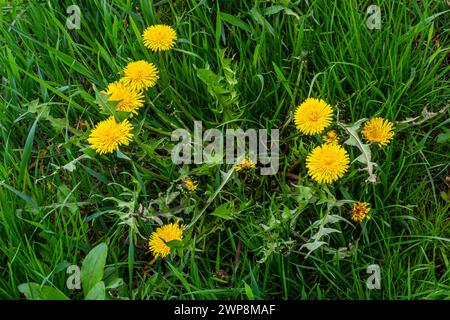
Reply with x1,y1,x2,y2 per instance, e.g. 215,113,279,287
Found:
0,0,449,300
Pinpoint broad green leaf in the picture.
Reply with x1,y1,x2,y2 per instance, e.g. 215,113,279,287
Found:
219,13,251,32
105,277,124,290
81,242,108,296
19,283,43,299
211,201,236,220
244,283,255,300
85,281,106,300
18,283,69,300
40,286,70,300
165,239,183,249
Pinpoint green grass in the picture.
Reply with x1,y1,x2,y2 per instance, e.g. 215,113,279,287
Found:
0,0,449,300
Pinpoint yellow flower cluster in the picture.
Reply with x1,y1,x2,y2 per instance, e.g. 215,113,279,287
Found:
294,98,349,184
84,24,181,260
293,98,395,223
85,24,180,261
148,177,197,260
294,98,395,184
88,25,177,155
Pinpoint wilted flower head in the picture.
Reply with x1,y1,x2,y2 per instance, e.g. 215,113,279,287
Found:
181,178,197,192
235,157,256,172
351,202,371,222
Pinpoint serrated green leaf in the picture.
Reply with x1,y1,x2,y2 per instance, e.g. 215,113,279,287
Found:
312,227,341,240
300,241,327,257
340,119,378,182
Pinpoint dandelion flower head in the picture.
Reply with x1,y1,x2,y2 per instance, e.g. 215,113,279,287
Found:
121,60,159,91
294,98,333,135
88,116,133,154
142,24,177,52
362,117,395,147
148,222,185,259
306,143,350,184
103,82,144,115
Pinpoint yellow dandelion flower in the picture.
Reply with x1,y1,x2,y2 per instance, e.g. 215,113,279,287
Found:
148,222,185,259
361,117,395,147
103,82,144,115
351,202,371,222
306,143,350,184
323,130,339,144
294,98,333,135
235,157,256,172
88,116,133,154
182,178,197,192
142,24,177,52
121,60,159,91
